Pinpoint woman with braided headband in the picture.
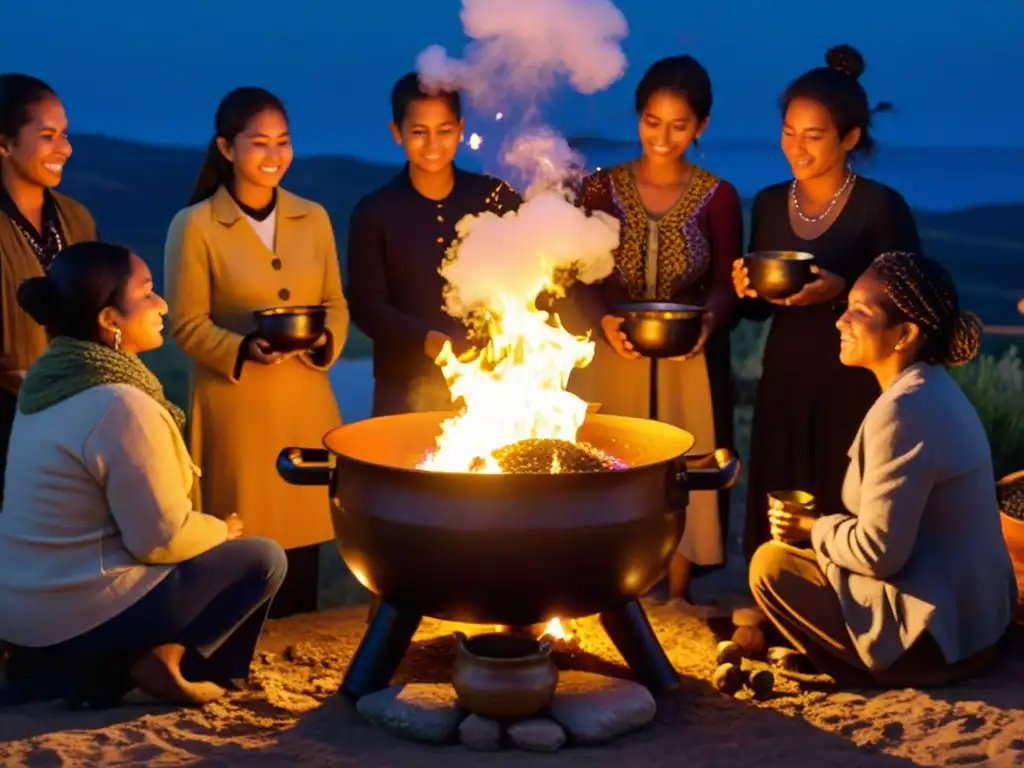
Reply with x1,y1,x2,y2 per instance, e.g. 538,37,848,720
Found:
748,251,1017,688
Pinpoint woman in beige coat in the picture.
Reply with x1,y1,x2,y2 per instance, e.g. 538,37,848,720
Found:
165,87,348,618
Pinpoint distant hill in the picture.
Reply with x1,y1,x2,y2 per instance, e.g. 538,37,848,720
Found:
56,133,1024,332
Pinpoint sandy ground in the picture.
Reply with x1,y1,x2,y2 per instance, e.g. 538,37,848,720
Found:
1,595,1023,767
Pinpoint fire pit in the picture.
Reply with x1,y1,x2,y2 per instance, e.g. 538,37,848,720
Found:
277,410,739,700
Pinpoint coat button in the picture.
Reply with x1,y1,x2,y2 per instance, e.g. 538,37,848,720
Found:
271,258,282,270
278,288,290,301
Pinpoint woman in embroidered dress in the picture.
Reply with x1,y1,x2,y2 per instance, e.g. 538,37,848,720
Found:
0,74,97,506
569,56,743,604
165,87,348,619
733,46,921,562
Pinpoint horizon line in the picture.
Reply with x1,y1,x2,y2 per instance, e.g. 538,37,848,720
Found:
69,131,1024,158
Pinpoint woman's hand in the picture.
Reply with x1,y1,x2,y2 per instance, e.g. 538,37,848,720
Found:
668,312,715,362
600,314,640,360
768,497,816,543
767,265,845,307
731,258,757,299
225,514,244,540
247,337,283,365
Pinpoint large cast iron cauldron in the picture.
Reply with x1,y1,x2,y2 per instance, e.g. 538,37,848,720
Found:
277,411,739,699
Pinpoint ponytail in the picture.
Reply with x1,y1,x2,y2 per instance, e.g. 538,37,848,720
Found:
188,136,233,206
188,86,289,207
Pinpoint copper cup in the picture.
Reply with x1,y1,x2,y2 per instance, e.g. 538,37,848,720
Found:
767,490,817,544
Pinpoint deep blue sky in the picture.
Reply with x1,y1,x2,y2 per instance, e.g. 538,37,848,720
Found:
3,0,1022,156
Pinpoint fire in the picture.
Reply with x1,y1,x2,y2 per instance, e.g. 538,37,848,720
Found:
416,190,615,474
419,294,595,473
541,617,571,640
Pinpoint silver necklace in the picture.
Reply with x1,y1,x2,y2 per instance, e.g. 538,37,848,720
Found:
791,169,855,223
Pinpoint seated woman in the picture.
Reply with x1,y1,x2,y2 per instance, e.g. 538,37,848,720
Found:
749,251,1017,688
0,241,287,708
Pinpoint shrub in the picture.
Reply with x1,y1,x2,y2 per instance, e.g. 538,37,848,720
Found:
949,346,1024,480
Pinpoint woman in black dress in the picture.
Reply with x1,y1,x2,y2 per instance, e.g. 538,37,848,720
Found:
734,45,921,560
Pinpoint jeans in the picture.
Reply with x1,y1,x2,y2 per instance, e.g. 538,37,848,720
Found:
3,537,287,708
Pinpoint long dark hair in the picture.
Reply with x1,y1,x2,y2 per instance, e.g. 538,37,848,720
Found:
188,86,288,206
0,73,57,147
17,241,133,342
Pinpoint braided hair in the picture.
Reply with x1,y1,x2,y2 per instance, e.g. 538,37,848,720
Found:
869,251,982,367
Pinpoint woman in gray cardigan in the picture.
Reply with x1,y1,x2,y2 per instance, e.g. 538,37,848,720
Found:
0,242,287,708
750,251,1017,687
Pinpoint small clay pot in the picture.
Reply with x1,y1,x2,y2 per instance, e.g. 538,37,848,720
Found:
452,631,558,720
998,470,1024,624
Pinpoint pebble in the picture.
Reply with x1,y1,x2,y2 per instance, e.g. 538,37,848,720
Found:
508,718,566,753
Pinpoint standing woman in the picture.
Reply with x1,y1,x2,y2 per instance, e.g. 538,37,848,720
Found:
0,74,98,505
570,55,743,603
735,46,921,560
165,87,349,618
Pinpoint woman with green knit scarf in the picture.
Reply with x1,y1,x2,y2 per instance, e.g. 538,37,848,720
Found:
0,241,287,709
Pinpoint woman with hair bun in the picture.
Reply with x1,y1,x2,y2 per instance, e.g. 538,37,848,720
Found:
0,74,98,505
749,251,1016,688
0,241,286,708
733,45,923,560
165,87,349,619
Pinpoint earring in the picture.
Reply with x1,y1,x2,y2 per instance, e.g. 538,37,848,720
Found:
895,341,904,351
113,327,122,352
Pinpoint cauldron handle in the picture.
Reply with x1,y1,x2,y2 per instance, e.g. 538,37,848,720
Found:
277,447,334,486
683,449,741,491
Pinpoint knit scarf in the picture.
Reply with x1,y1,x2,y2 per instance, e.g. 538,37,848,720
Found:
18,337,186,434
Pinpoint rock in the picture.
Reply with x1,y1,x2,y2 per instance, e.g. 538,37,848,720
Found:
731,606,766,628
715,640,743,667
767,646,803,672
711,663,744,695
548,671,656,744
356,684,463,744
749,669,775,700
459,714,502,751
731,626,767,660
508,718,566,753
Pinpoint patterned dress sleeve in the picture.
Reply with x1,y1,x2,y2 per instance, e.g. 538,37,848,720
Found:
573,172,620,326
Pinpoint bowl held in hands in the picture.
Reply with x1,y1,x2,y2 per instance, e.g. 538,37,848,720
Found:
254,305,327,353
743,251,815,300
613,302,704,359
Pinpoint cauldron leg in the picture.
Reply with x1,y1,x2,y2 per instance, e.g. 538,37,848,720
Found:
599,599,680,694
339,600,421,700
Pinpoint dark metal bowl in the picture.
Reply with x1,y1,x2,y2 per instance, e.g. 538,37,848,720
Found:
613,302,704,358
253,305,326,352
743,251,815,300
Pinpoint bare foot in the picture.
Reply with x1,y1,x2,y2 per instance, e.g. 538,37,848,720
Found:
130,644,226,706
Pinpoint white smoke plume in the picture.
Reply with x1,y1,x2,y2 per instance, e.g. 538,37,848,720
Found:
441,195,620,320
501,127,587,200
420,0,630,329
416,0,628,111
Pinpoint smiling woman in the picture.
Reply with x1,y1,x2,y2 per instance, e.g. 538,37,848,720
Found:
733,45,923,562
165,87,349,619
566,55,744,605
0,73,98,507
